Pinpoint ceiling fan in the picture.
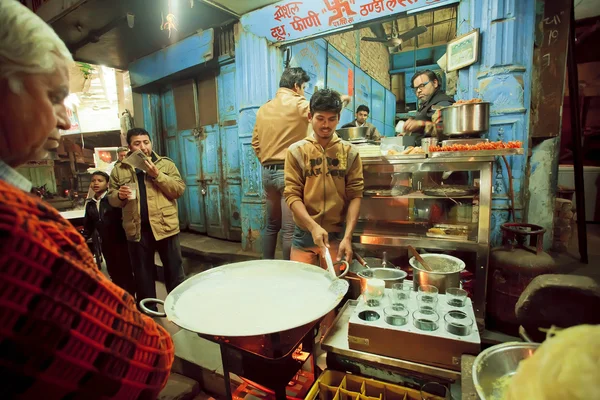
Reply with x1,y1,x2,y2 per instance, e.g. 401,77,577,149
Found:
362,24,427,52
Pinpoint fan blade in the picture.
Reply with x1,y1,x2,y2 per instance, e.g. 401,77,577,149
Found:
384,38,403,47
369,23,387,40
398,26,428,42
361,37,389,43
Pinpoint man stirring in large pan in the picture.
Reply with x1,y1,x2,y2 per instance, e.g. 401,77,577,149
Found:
284,89,364,267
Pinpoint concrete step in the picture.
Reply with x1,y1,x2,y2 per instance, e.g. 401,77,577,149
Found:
159,373,200,400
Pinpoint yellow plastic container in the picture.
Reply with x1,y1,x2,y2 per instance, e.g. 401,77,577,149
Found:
305,370,444,400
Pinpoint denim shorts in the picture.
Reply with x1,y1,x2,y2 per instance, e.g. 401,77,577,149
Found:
292,225,343,249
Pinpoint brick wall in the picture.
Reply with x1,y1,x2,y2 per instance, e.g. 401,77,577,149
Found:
326,29,391,89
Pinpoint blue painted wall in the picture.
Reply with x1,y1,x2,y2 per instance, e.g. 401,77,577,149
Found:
129,29,214,89
456,0,536,246
289,39,397,134
325,44,355,126
235,29,283,252
390,44,448,106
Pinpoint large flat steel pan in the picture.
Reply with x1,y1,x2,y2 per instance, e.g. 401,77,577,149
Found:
141,260,348,337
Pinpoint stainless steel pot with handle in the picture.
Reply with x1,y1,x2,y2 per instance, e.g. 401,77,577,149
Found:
357,268,408,295
441,102,490,135
409,254,465,293
139,260,348,337
337,126,370,141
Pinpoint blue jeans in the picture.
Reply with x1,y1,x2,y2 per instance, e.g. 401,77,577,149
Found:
291,226,343,268
262,166,294,260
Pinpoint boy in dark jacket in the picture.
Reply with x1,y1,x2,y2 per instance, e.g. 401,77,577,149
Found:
83,171,136,296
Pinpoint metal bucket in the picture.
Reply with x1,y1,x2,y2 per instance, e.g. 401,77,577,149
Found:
441,102,490,135
409,254,465,293
337,126,370,141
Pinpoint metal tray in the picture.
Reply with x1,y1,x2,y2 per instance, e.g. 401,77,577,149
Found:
383,153,426,160
426,232,470,240
442,138,489,146
431,148,524,157
422,185,478,197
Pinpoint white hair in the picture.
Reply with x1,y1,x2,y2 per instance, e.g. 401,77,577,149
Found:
0,0,73,93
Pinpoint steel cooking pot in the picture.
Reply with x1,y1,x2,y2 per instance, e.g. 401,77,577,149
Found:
409,254,465,293
441,102,490,135
337,126,370,141
357,268,408,295
139,260,349,337
472,342,540,400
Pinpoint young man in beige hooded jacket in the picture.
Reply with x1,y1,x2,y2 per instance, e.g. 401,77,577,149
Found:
284,89,364,267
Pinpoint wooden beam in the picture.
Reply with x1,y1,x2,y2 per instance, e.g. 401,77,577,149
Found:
567,0,588,263
128,29,214,89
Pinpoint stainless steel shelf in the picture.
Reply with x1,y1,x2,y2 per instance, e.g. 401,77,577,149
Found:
355,233,482,251
362,156,495,165
430,148,524,158
358,158,493,325
364,193,476,200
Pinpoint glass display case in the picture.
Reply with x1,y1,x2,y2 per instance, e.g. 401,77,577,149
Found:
354,156,494,325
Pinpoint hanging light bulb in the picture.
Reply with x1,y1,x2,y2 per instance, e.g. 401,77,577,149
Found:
127,13,135,28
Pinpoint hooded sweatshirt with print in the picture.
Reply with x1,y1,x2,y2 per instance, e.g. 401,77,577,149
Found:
284,133,363,233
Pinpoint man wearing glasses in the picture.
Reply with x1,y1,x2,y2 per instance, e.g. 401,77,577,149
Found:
401,70,454,144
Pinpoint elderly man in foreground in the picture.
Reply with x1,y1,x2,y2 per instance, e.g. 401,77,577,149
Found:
0,1,174,398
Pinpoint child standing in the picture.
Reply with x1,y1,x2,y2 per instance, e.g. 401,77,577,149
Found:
83,171,136,296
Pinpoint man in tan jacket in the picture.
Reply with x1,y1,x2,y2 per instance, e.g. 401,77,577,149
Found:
284,89,364,267
109,128,186,308
252,68,351,260
252,67,311,260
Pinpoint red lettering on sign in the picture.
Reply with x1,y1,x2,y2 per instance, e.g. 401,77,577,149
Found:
290,11,322,32
322,0,357,26
386,0,418,12
360,0,385,16
273,2,303,21
270,25,288,41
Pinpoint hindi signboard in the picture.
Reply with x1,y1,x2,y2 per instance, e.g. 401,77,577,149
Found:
241,0,455,44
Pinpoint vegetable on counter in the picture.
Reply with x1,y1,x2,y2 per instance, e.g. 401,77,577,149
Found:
430,141,522,152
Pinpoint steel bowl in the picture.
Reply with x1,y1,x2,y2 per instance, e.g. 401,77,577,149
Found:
337,126,370,141
472,342,540,400
441,102,490,135
357,268,407,294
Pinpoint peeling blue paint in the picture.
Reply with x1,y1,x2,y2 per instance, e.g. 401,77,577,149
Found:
527,138,561,248
235,29,283,252
458,0,536,246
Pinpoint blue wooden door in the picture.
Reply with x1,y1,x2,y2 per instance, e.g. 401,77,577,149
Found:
160,68,240,240
161,84,206,233
217,62,242,241
199,122,226,238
